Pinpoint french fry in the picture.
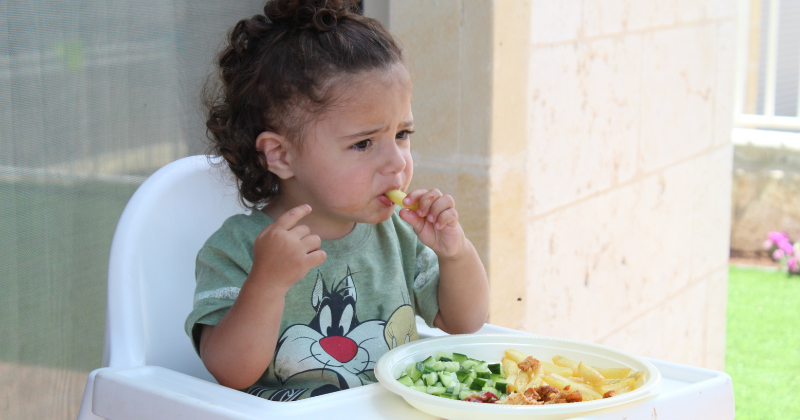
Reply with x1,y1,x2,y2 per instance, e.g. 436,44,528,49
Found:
553,355,580,373
502,358,520,376
542,372,571,390
592,367,631,379
578,362,605,386
505,349,529,365
514,370,530,391
542,361,574,377
542,373,604,401
527,375,543,389
384,190,418,211
499,348,647,406
597,377,635,395
629,371,645,389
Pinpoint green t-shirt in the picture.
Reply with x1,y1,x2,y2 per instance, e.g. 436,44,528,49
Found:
184,209,440,401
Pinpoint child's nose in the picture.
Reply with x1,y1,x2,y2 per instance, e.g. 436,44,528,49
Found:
381,142,407,174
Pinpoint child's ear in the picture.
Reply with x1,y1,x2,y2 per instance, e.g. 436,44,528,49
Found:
256,131,294,179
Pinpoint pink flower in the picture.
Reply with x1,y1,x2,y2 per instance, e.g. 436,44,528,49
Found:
763,239,774,250
774,249,785,260
789,257,799,273
769,231,789,243
777,239,795,255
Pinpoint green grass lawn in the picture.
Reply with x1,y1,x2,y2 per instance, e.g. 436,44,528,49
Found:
727,265,800,419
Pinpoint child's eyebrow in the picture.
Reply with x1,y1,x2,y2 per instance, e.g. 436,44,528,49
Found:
340,120,414,140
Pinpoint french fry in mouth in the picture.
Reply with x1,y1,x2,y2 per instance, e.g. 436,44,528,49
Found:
385,189,418,211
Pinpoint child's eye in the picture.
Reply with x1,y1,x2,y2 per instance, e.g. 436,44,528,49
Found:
396,130,414,140
350,139,372,151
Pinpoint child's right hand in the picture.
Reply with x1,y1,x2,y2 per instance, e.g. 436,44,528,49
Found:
248,204,327,293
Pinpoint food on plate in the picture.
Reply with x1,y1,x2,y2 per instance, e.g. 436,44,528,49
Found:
385,189,419,211
395,349,646,405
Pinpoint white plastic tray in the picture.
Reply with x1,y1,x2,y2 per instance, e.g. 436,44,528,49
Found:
80,322,735,420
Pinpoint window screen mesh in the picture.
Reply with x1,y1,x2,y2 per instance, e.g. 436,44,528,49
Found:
0,1,263,417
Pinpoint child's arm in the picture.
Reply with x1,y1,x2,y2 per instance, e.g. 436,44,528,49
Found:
399,189,489,334
198,205,326,390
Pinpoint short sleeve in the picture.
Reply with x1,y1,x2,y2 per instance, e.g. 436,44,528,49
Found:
183,245,248,355
412,243,440,327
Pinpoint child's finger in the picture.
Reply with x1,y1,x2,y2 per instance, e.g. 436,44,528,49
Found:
300,234,322,252
403,189,428,208
415,189,442,218
433,208,459,230
289,224,311,239
273,204,312,230
306,249,327,267
424,193,455,224
398,208,426,234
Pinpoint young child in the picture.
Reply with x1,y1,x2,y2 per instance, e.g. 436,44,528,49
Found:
185,0,489,401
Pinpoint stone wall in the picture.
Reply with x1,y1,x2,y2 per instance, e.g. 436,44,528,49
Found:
731,130,800,252
390,0,735,370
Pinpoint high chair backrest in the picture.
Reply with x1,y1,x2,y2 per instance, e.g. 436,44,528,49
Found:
103,155,246,382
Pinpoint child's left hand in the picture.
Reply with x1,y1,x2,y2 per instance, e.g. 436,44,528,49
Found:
398,188,466,259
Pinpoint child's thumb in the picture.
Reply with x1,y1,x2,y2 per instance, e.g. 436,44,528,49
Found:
399,208,425,234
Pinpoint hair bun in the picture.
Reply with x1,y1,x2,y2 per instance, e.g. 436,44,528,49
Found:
264,0,359,32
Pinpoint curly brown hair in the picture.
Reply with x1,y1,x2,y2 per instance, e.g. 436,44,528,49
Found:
204,0,404,208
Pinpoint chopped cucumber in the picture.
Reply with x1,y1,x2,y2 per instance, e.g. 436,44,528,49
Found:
461,360,478,369
452,353,468,363
399,351,509,402
427,385,447,395
397,375,414,387
482,386,499,396
469,377,487,391
441,374,454,387
409,365,423,381
443,361,460,372
459,390,475,400
424,372,439,386
495,381,509,394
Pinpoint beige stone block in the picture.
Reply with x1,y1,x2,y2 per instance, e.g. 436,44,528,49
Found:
528,35,642,215
705,267,728,370
714,20,736,146
408,167,459,200
598,304,664,360
523,159,698,340
493,0,531,159
639,25,717,172
390,1,460,161
457,169,491,262
530,0,582,45
598,278,709,366
691,145,733,278
488,162,528,330
661,278,708,366
459,0,493,159
626,0,679,32
581,0,632,38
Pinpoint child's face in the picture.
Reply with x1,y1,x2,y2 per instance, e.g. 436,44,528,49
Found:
289,64,414,225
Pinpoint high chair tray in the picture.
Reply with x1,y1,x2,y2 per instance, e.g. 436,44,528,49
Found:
82,323,734,420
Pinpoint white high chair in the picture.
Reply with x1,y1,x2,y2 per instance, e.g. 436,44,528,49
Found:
78,155,734,420
76,155,460,420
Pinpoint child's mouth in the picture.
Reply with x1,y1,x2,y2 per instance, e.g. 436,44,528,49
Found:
377,194,394,207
